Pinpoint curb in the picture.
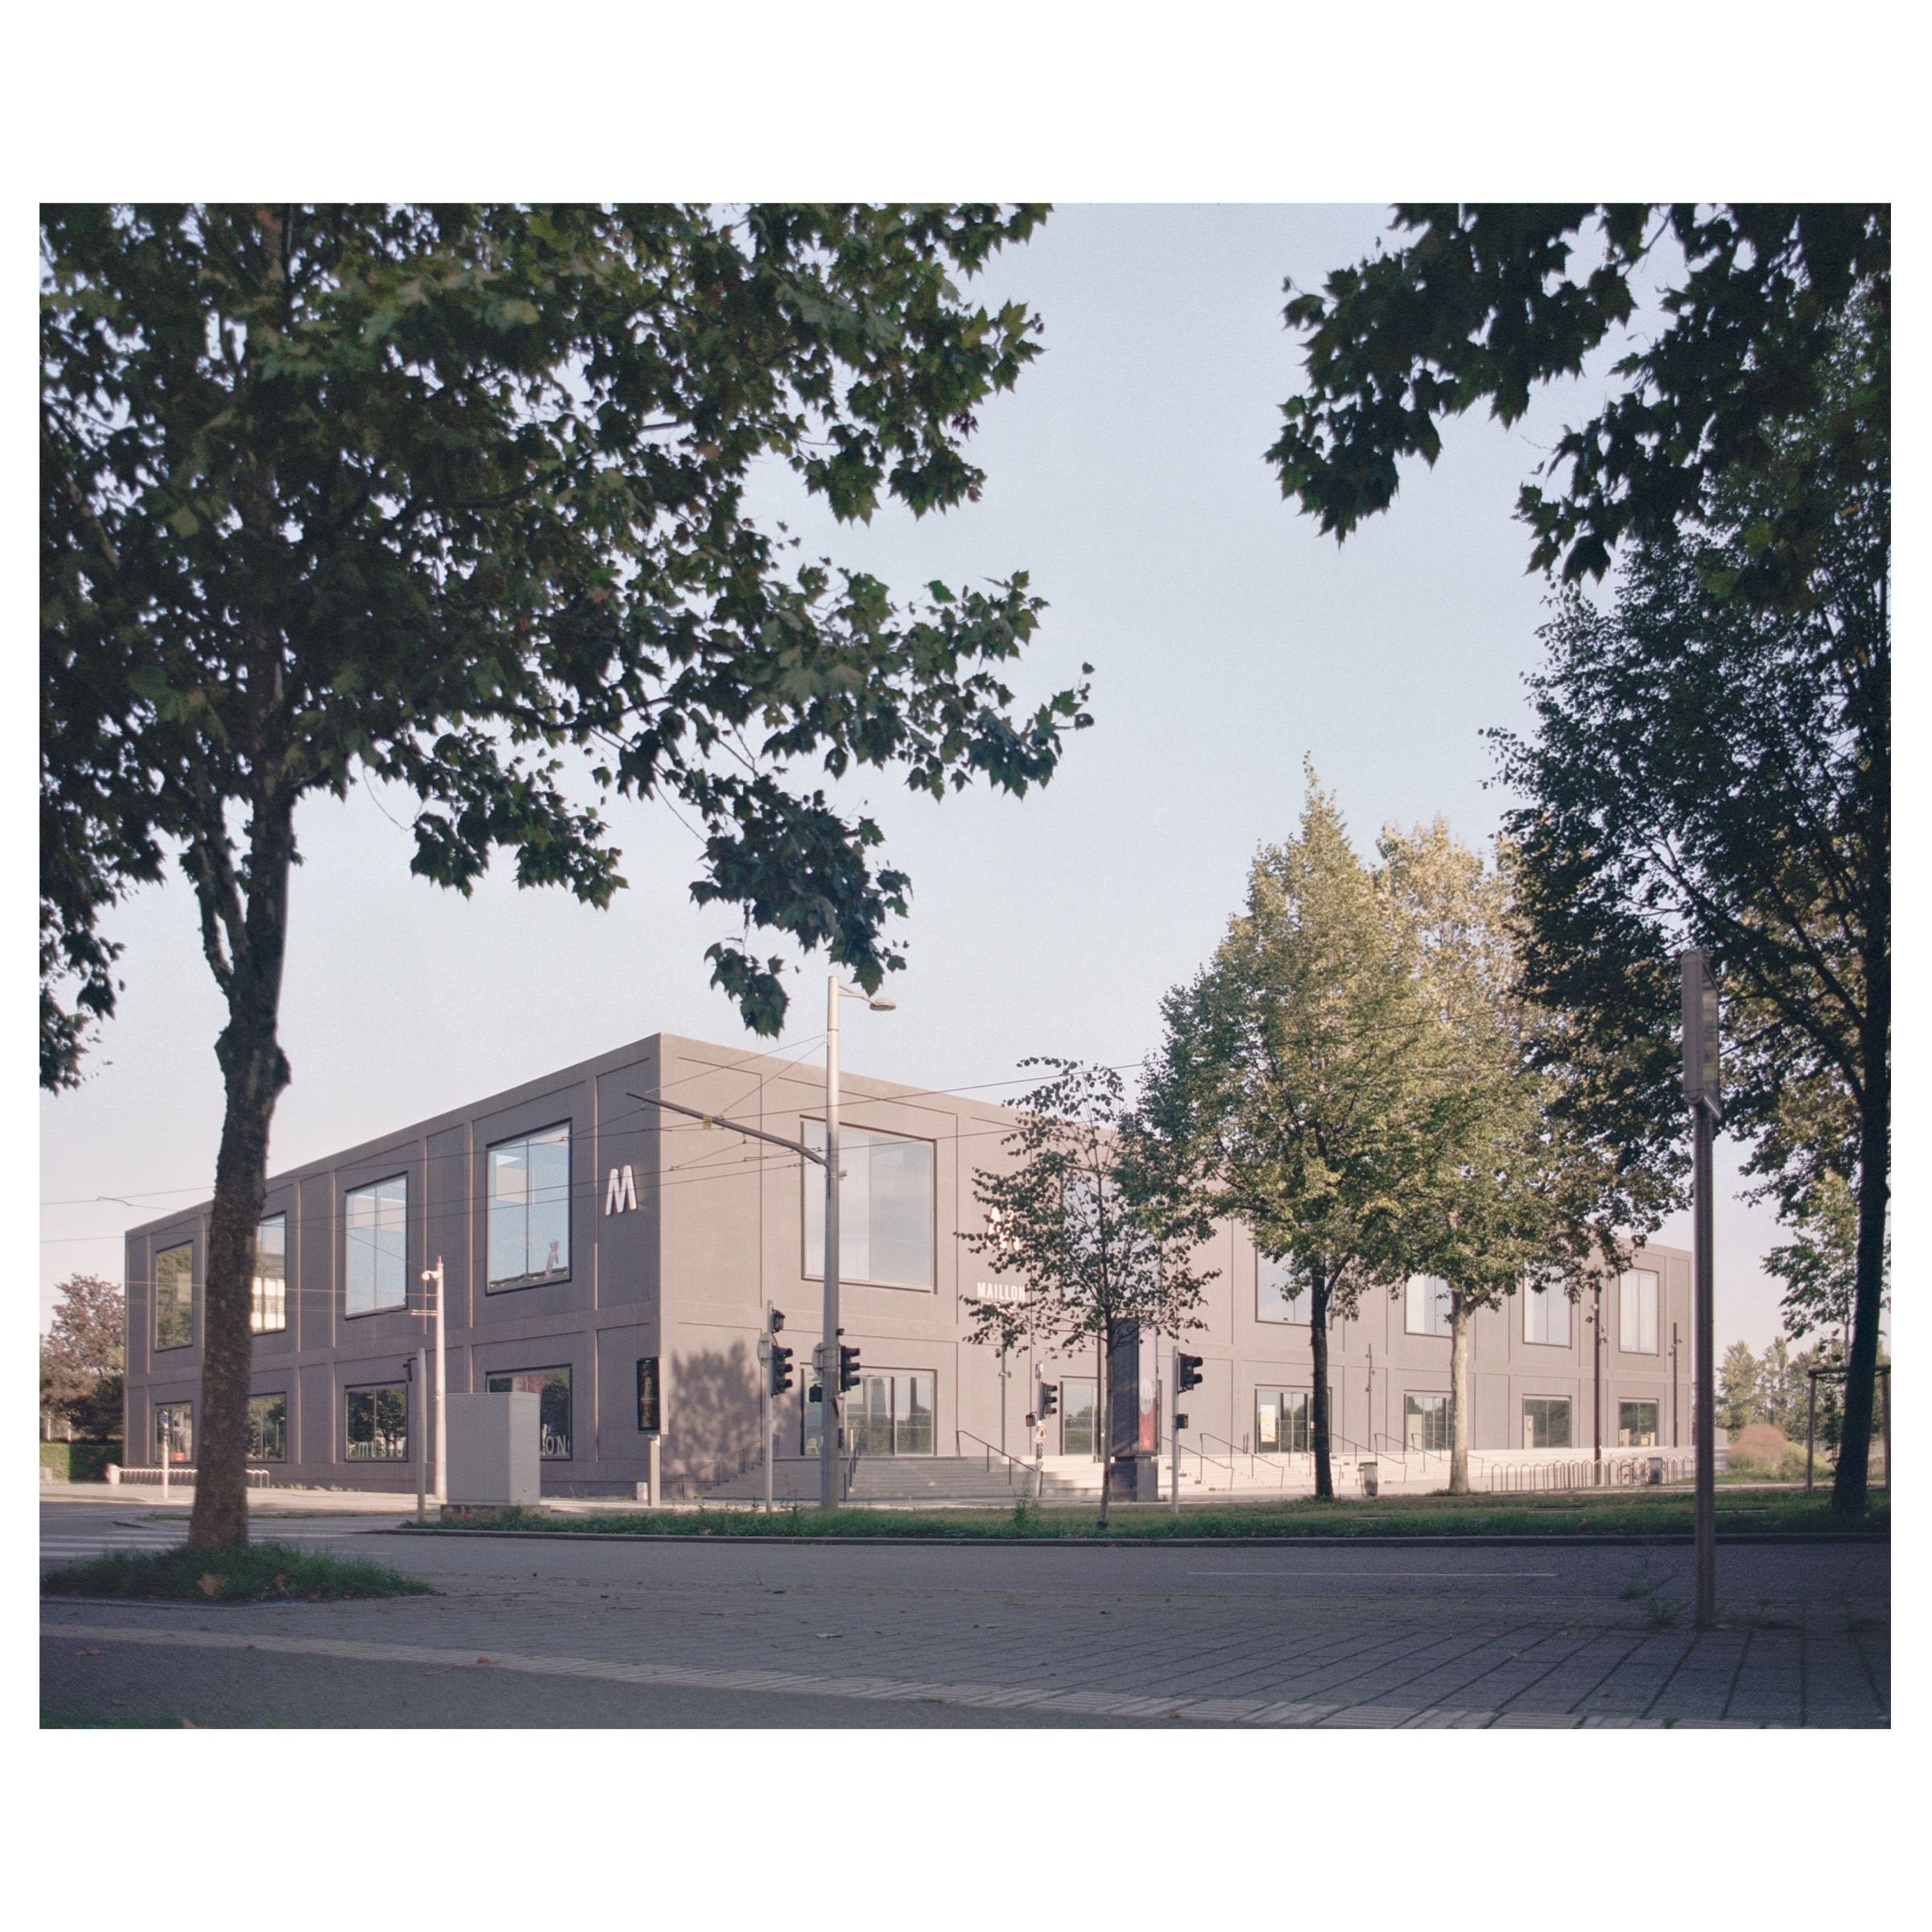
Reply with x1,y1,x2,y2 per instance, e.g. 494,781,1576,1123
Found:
380,1526,1889,1550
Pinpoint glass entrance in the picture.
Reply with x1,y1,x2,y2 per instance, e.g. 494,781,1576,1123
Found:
1256,1389,1311,1453
803,1370,935,1455
1059,1377,1098,1456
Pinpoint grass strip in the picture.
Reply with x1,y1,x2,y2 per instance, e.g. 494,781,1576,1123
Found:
41,1538,436,1603
411,1491,1885,1542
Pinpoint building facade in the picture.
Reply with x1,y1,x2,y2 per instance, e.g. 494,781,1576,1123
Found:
122,1032,1695,1496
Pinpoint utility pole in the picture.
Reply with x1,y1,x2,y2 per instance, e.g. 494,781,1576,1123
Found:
1682,948,1721,1631
823,976,843,1512
419,1258,448,1501
1671,1322,1681,1449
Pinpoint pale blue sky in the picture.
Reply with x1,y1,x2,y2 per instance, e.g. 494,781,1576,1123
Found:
38,204,1801,1348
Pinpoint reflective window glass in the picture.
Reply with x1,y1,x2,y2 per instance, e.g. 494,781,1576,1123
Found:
1405,1276,1452,1336
1523,1285,1571,1347
155,1243,194,1351
486,1367,572,1459
345,1383,408,1460
247,1393,287,1461
803,1125,935,1290
488,1125,572,1289
1618,1270,1660,1353
345,1176,407,1316
155,1402,192,1464
1618,1400,1660,1447
801,1368,935,1456
1059,1377,1098,1458
1257,1255,1307,1324
1404,1393,1449,1451
1522,1396,1571,1448
252,1216,287,1334
1256,1389,1311,1453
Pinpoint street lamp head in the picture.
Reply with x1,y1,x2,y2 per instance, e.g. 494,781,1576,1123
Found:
867,997,896,1012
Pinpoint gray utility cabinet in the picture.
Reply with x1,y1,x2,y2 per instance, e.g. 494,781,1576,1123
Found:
448,1391,541,1505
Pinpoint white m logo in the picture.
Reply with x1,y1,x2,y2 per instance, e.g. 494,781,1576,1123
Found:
605,1165,638,1215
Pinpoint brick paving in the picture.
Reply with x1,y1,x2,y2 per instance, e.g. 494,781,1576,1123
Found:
40,1509,1889,1728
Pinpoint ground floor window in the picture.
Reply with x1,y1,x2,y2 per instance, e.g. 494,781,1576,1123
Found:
1059,1377,1099,1457
1405,1392,1449,1451
636,1357,660,1433
1256,1389,1311,1453
155,1402,192,1464
346,1383,407,1461
1618,1399,1660,1447
803,1370,935,1455
247,1393,287,1462
486,1368,572,1459
1522,1396,1571,1449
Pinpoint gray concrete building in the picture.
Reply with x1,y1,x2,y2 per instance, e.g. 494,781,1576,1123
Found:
121,1031,1695,1497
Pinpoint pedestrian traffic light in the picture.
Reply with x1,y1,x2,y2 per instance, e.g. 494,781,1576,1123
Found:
839,1345,863,1392
770,1344,794,1396
1177,1352,1204,1393
1038,1382,1059,1419
769,1307,786,1335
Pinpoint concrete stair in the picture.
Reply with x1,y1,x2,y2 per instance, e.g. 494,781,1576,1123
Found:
698,1455,1040,1506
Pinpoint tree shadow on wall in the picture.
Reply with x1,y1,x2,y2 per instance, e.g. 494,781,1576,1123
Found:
667,1343,763,1496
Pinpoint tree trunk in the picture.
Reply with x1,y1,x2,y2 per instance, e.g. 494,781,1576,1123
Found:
187,799,295,1554
1831,1019,1890,1515
1447,1291,1470,1496
1310,1269,1332,1501
1094,1327,1109,1530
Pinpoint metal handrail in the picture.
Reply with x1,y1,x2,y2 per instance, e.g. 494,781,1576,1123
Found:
953,1428,1039,1491
1199,1430,1288,1486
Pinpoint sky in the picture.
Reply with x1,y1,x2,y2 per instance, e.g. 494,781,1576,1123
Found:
38,204,1810,1352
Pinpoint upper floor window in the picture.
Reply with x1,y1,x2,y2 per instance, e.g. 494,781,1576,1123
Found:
1257,1253,1307,1323
345,1175,407,1317
252,1215,287,1334
1404,1275,1452,1337
803,1124,934,1290
1619,1269,1660,1354
155,1242,194,1350
488,1125,572,1290
1523,1283,1571,1347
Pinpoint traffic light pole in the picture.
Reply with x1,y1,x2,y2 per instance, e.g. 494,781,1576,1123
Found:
1170,1344,1180,1517
762,1302,774,1516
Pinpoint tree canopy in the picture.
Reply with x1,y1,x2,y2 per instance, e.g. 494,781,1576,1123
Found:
40,1274,126,1440
40,202,1086,1547
1270,203,1888,608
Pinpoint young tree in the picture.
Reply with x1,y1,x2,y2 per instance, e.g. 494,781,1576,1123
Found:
1717,1341,1761,1438
959,1060,1213,1528
1145,775,1438,1501
40,1274,126,1441
41,204,1089,1550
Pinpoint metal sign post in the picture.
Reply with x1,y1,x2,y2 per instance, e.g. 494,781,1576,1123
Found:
1682,949,1721,1631
414,1347,427,1521
159,1410,169,1505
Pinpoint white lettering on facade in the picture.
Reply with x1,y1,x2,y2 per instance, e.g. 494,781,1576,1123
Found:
968,1281,1027,1305
605,1165,638,1215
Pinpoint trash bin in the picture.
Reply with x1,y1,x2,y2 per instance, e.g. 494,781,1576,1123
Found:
1648,1455,1664,1485
1360,1460,1379,1499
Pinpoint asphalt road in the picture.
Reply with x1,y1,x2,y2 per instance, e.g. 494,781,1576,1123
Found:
41,1502,1889,1728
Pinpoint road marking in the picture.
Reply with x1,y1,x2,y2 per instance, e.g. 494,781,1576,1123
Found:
1186,1571,1559,1579
44,1620,1526,1728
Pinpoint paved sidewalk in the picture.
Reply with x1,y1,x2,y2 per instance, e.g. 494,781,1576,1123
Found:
41,1528,1889,1728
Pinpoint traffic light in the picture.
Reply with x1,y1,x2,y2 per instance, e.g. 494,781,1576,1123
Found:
770,1343,794,1396
839,1344,863,1393
1038,1382,1059,1419
1177,1352,1204,1394
769,1307,786,1334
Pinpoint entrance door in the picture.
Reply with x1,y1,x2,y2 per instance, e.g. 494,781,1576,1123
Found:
1060,1377,1098,1456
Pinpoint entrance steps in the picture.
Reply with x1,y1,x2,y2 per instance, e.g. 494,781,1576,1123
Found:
697,1456,1038,1507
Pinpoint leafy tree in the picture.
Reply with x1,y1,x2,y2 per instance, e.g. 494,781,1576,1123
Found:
1270,203,1888,609
41,203,1088,1550
1717,1340,1760,1438
1144,774,1439,1501
959,1059,1214,1528
40,1274,126,1441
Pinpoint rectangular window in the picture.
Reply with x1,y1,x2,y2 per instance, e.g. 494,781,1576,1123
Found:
1619,1269,1660,1353
155,1401,192,1464
345,1175,407,1317
636,1357,661,1433
1257,1254,1307,1323
486,1367,572,1459
155,1243,194,1351
1618,1399,1660,1447
345,1383,408,1460
252,1216,287,1334
1523,1284,1571,1347
803,1369,935,1457
1404,1275,1452,1337
1404,1393,1449,1451
1522,1396,1572,1449
1256,1389,1311,1453
488,1125,572,1290
803,1124,935,1290
247,1393,288,1462
1059,1377,1099,1458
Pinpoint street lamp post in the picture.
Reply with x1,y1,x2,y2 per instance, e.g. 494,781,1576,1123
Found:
821,973,895,1512
1682,948,1721,1631
420,1258,447,1502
